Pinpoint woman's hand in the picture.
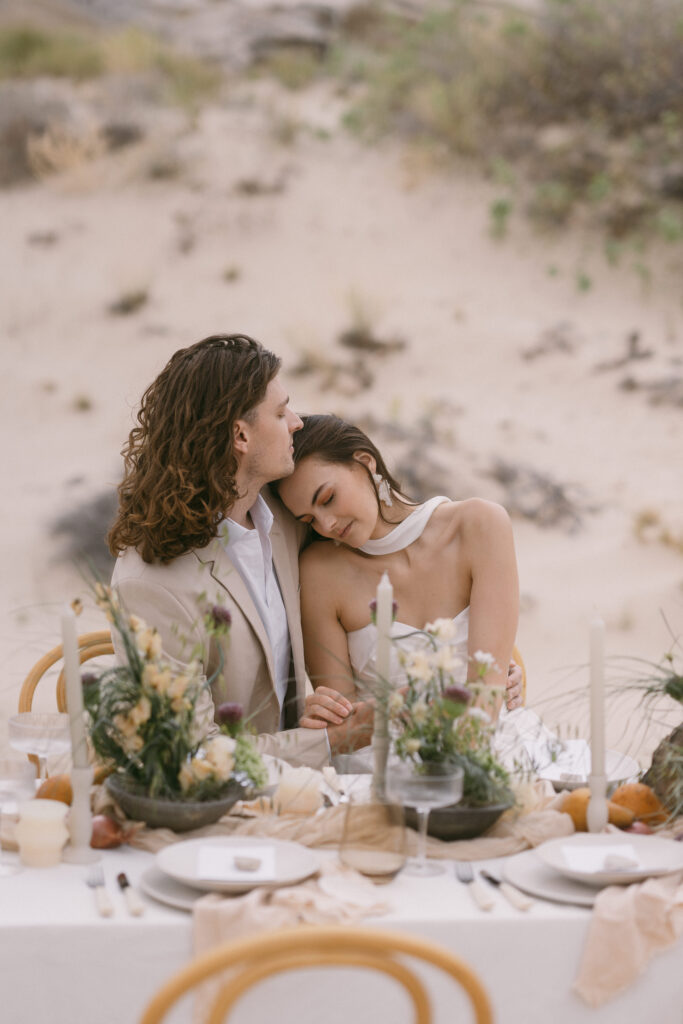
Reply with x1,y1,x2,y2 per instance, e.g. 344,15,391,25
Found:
505,661,523,711
301,687,355,728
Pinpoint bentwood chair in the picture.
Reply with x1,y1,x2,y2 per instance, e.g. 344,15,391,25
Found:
18,630,114,775
18,630,114,715
139,924,493,1024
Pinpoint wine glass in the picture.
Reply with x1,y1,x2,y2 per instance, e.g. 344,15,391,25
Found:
386,760,464,877
0,759,37,876
8,713,71,781
339,797,407,883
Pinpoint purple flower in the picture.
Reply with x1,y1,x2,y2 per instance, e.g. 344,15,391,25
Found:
368,599,399,624
443,683,472,706
81,671,98,689
216,702,243,726
210,605,232,629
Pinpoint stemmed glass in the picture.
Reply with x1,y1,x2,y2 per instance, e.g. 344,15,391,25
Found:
386,760,464,877
8,713,71,781
0,759,37,876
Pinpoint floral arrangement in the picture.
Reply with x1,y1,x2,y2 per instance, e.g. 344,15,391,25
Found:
387,618,513,807
82,583,267,801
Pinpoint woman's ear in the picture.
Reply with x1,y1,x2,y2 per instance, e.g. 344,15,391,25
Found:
352,450,377,474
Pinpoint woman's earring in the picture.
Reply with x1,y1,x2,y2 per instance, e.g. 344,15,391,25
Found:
372,472,393,506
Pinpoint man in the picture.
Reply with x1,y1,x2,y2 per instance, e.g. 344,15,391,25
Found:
109,333,372,768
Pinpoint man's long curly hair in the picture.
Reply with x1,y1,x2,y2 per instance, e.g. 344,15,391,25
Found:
108,334,281,563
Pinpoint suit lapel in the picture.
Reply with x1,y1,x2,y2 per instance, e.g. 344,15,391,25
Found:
194,539,276,685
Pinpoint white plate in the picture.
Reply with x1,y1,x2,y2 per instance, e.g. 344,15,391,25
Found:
156,836,320,894
538,743,640,792
139,865,203,912
502,850,596,908
535,833,683,887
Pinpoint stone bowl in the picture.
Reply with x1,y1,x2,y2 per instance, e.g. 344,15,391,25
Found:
404,801,512,841
105,774,245,832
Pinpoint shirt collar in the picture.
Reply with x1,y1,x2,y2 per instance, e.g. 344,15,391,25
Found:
221,494,274,547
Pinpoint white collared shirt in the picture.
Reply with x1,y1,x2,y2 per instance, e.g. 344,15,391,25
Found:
219,495,291,726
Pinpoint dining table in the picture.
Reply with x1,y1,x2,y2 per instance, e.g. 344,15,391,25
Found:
2,839,682,1024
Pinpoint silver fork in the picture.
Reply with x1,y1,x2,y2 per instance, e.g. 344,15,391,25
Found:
454,861,495,911
86,863,114,918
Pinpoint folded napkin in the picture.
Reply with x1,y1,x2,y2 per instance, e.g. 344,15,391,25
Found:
574,870,683,1007
192,859,390,1022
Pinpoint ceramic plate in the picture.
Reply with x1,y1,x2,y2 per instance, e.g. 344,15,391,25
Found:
156,836,320,894
139,865,203,912
535,833,683,887
502,850,596,908
538,744,639,792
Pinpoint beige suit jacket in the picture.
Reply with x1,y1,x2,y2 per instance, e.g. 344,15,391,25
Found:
111,490,329,769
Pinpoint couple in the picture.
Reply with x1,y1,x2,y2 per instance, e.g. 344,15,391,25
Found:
109,334,521,769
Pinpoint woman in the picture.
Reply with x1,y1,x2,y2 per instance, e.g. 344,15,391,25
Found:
276,414,522,732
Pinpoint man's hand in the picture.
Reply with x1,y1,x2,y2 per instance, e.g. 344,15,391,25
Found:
300,687,354,728
506,660,524,711
326,700,374,755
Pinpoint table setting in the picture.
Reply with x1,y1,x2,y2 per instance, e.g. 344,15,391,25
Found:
2,583,682,1024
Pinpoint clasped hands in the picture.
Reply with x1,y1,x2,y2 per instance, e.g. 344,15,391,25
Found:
303,661,524,755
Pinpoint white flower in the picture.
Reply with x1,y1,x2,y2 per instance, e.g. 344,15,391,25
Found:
405,738,421,755
411,699,429,725
403,650,434,683
432,646,465,675
472,650,496,669
425,618,457,641
388,691,405,714
466,706,492,724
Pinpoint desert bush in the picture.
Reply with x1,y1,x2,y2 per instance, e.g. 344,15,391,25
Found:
334,0,683,242
0,25,103,80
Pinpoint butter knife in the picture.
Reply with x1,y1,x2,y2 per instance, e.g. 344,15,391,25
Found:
480,869,533,911
116,872,145,916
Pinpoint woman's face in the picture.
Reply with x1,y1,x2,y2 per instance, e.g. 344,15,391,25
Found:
278,455,380,547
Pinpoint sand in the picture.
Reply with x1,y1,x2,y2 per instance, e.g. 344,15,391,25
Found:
2,73,682,765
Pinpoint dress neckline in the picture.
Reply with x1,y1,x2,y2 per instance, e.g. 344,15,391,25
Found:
358,496,449,556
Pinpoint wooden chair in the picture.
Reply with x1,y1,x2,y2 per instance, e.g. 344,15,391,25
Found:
18,630,114,715
18,630,114,776
139,924,493,1024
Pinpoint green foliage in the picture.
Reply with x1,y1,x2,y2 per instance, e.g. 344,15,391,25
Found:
489,197,512,239
0,25,103,80
0,23,221,110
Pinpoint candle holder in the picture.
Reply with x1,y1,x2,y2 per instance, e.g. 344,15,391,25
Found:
63,764,99,864
586,772,608,833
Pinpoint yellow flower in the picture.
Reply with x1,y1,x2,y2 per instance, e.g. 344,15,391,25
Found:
143,663,173,695
129,696,151,728
189,757,214,782
405,738,421,755
203,735,236,780
179,762,195,792
136,627,162,661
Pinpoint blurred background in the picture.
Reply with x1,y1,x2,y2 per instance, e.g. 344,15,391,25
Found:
2,0,682,760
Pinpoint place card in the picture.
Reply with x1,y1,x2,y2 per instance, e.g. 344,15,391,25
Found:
561,843,641,874
197,845,276,882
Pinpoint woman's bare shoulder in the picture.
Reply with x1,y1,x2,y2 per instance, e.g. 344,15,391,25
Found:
434,497,512,535
299,540,352,578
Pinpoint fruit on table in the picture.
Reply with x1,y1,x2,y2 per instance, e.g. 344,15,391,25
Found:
561,788,635,831
609,782,668,825
36,773,73,805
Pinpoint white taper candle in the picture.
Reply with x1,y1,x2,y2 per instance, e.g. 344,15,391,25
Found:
589,617,606,777
61,605,89,769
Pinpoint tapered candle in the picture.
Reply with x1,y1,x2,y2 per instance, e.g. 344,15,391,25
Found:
374,572,393,737
589,617,606,777
62,605,88,769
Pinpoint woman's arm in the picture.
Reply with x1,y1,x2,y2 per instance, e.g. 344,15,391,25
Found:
298,545,360,727
461,499,519,717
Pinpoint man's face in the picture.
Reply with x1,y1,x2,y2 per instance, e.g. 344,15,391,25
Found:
242,376,303,483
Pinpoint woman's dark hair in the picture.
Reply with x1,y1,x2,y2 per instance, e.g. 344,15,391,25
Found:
279,413,414,523
108,334,280,563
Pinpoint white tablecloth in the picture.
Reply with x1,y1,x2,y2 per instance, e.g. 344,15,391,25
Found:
2,845,682,1023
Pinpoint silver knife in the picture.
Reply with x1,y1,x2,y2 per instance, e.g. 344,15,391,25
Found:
480,868,533,911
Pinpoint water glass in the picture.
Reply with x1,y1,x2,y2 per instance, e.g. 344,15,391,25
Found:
0,759,37,877
339,798,406,883
386,760,464,876
8,712,71,780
